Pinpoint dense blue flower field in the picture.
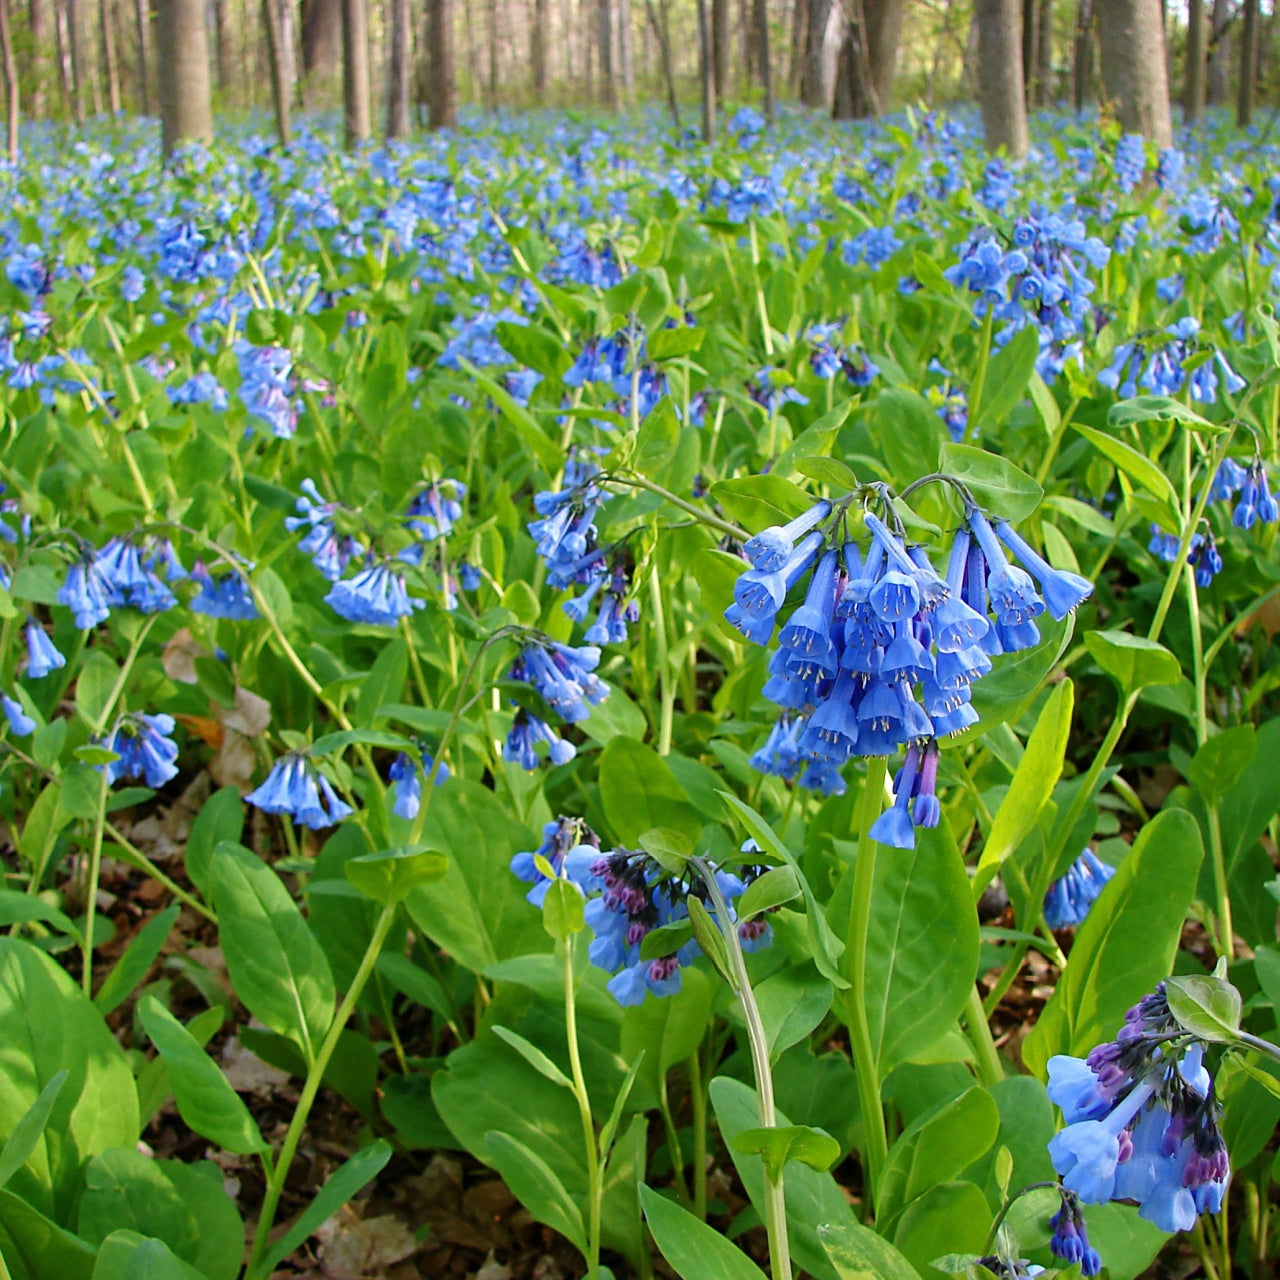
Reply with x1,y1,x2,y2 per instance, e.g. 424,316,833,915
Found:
1,104,1280,1279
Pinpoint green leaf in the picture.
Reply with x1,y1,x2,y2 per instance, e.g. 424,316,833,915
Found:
90,1231,207,1280
1085,629,1181,692
891,1182,992,1279
542,878,586,942
972,323,1040,434
209,844,336,1060
938,443,1043,522
639,1185,767,1280
620,966,713,1095
638,919,694,961
354,638,408,726
637,825,694,873
459,358,562,472
773,402,854,480
495,319,571,378
492,1026,574,1089
74,745,120,766
876,1088,1000,1227
686,896,732,984
736,865,801,919
308,728,412,756
709,475,813,530
1187,725,1257,804
1233,1055,1280,1101
258,1140,393,1275
860,821,979,1074
0,1071,67,1190
818,1219,923,1280
484,1132,588,1253
1165,975,1243,1044
796,456,861,491
649,326,705,359
598,737,699,845
633,397,680,473
344,845,449,905
94,906,180,1017
0,938,139,1222
1107,394,1219,432
752,966,833,1062
732,1124,840,1180
137,999,266,1155
718,792,848,989
974,679,1074,895
1074,424,1179,510
184,787,243,900
1023,809,1203,1075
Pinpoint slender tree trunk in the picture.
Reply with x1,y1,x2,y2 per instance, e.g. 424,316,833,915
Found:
711,0,728,97
787,0,804,93
342,0,370,143
862,0,904,111
262,0,291,140
0,0,17,159
486,0,498,103
155,0,212,153
1237,0,1257,125
697,0,714,136
1206,0,1229,105
25,0,43,116
531,0,547,93
303,0,342,105
618,0,633,99
598,0,616,104
427,0,456,125
1072,0,1092,105
1022,0,1038,104
643,0,680,128
98,0,119,110
384,0,409,132
836,0,881,114
132,0,149,112
800,0,829,102
210,0,228,88
978,0,1028,154
63,0,84,120
1037,0,1052,100
1185,0,1204,120
1096,0,1171,144
756,0,773,115
54,0,72,112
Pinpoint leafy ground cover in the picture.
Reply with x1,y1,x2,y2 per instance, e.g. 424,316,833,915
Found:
1,104,1279,1280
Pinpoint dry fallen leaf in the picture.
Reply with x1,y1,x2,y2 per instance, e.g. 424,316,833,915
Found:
211,727,257,791
223,686,272,738
162,628,209,685
314,1207,419,1280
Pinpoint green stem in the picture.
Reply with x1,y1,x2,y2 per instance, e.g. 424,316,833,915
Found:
696,860,792,1280
648,565,676,755
1033,396,1082,487
562,936,603,1279
748,221,774,358
658,1076,692,1205
964,985,1004,1086
840,756,890,1217
244,900,399,1280
612,472,749,541
965,309,994,440
690,1041,709,1221
104,821,217,923
81,767,110,997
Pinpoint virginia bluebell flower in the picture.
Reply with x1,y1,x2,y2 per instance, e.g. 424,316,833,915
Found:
104,713,180,787
58,550,114,629
1114,134,1146,192
748,368,808,415
510,815,599,906
246,752,354,830
189,562,260,620
24,621,65,678
97,537,177,614
1233,461,1279,529
1188,529,1224,587
388,745,449,819
1,691,34,736
1044,848,1116,928
504,708,577,769
235,341,297,438
529,460,608,589
1048,1191,1102,1276
286,479,363,580
1048,983,1229,1233
325,562,424,627
406,480,467,542
509,637,609,724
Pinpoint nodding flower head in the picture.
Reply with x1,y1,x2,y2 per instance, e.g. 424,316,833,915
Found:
1044,848,1116,929
103,713,180,788
246,753,353,830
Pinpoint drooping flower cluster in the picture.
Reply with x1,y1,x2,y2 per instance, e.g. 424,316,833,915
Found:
24,621,66,679
504,708,577,771
510,815,600,906
807,323,879,389
731,488,1093,841
189,561,260,620
1099,318,1244,404
286,478,364,580
325,562,424,627
388,744,449,820
102,713,180,788
1043,848,1116,929
1047,1190,1102,1275
236,341,297,438
1048,983,1230,1234
246,752,354,830
57,536,186,627
529,457,610,589
1,691,34,736
508,637,610,724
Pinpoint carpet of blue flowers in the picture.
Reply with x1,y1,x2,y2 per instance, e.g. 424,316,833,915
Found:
1,102,1280,1280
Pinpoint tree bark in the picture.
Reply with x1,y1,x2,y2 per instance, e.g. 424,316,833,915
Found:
862,0,904,111
155,0,212,154
598,0,616,104
834,0,881,115
0,0,17,159
978,0,1028,154
132,0,149,113
1185,0,1204,120
210,0,229,89
800,0,830,103
618,0,633,99
643,0,680,129
427,0,456,125
303,0,342,92
756,0,773,117
385,0,410,133
739,0,752,83
64,0,84,120
1021,0,1038,104
1097,0,1171,145
787,0,804,93
1072,0,1092,106
486,0,498,104
697,0,714,137
1237,0,1257,125
1206,0,1229,104
1038,0,1052,99
531,0,547,93
263,0,291,141
711,0,728,97
98,0,119,110
342,0,370,143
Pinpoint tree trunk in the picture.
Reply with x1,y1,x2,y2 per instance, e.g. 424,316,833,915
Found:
618,0,633,98
1206,0,1229,104
1096,0,1170,144
697,0,714,136
1185,0,1204,120
756,0,773,117
427,0,456,125
64,0,84,120
1071,0,1092,105
1237,0,1257,125
210,0,229,89
643,0,680,129
303,0,342,96
800,0,830,103
263,0,291,140
598,0,616,104
384,0,409,133
98,0,119,110
739,0,752,82
711,0,728,97
0,0,17,159
342,0,370,143
978,0,1028,154
486,0,498,103
862,0,904,111
1021,0,1038,104
835,0,880,114
1037,0,1052,100
132,0,149,112
531,0,547,93
155,0,212,154
787,0,804,93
